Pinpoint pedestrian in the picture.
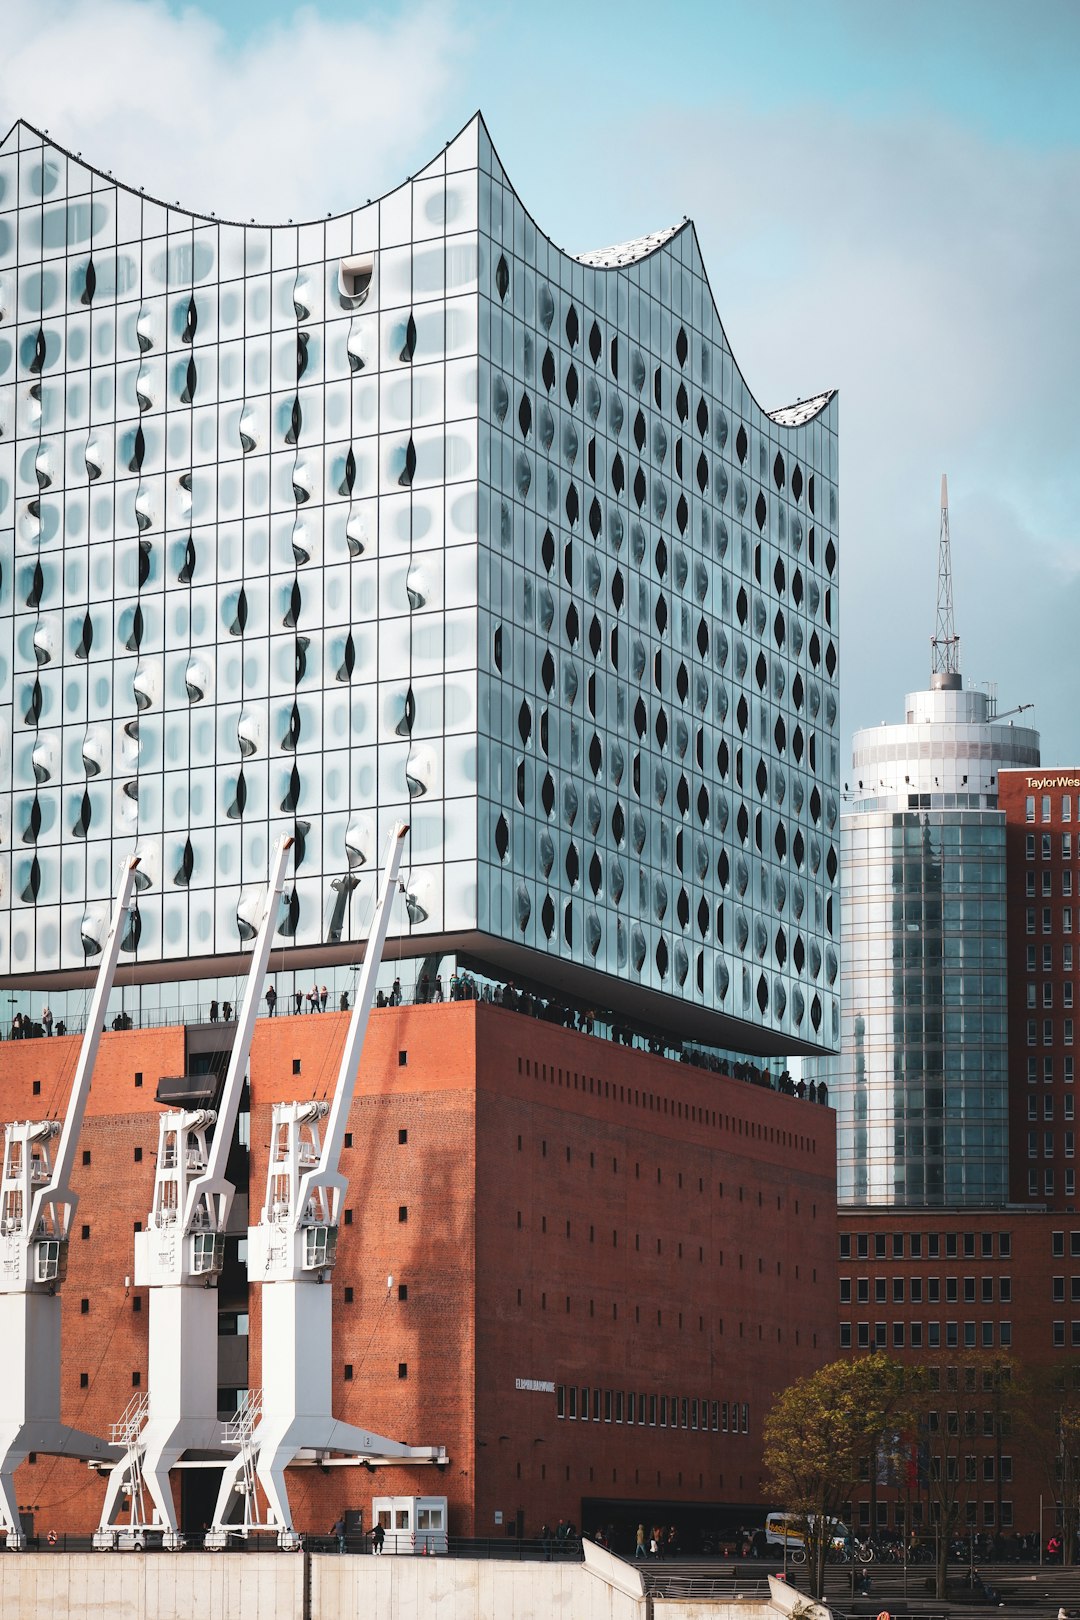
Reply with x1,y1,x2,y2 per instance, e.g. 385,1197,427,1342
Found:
340,990,349,1012
265,986,277,1016
307,985,318,1013
540,1523,552,1561
372,1522,385,1554
432,975,443,1002
11,1013,22,1040
331,1515,345,1552
635,1523,646,1559
417,972,430,1004
320,985,328,1012
389,978,402,1006
209,999,219,1022
222,1001,232,1021
649,1531,659,1559
42,1005,53,1037
293,989,302,1015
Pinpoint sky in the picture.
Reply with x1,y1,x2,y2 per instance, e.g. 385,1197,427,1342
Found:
2,0,1077,764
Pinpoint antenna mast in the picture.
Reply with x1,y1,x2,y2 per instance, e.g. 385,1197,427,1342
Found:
931,473,961,688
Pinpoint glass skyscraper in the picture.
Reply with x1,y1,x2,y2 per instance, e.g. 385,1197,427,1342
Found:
824,672,1040,1204
0,113,840,1056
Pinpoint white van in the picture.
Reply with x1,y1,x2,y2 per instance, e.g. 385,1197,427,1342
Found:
765,1513,849,1555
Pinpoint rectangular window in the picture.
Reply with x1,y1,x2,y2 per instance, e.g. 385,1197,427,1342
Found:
893,1322,905,1348
1000,1277,1012,1302
1043,795,1053,822
928,1322,941,1347
1027,833,1036,859
1044,834,1054,860
893,1278,905,1303
947,1322,959,1347
1054,1322,1066,1347
876,1278,887,1303
910,1321,923,1347
946,1233,958,1258
1000,1322,1012,1347
910,1233,923,1258
840,1323,852,1348
649,1395,657,1425
840,1278,851,1303
568,1386,577,1419
1027,795,1036,822
1027,909,1036,935
857,1278,869,1303
982,1322,994,1348
928,1277,940,1302
911,1277,923,1303
857,1323,870,1348
928,1233,940,1258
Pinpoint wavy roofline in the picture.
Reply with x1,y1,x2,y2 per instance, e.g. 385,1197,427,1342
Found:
2,110,836,430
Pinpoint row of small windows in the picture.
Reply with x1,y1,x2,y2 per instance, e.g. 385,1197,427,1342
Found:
517,1057,821,1159
840,1276,1012,1305
839,1232,1013,1261
1025,832,1075,859
1026,795,1074,823
843,1231,1080,1260
1027,1095,1075,1120
1025,1018,1075,1046
1025,982,1076,1010
841,1321,1012,1350
851,1501,1013,1530
1026,1054,1075,1083
1025,868,1075,897
556,1385,748,1433
1027,1130,1075,1157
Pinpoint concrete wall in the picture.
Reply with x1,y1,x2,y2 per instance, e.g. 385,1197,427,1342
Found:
0,1553,303,1620
311,1552,644,1620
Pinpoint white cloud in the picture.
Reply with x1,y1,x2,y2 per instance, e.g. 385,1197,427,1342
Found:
0,0,465,220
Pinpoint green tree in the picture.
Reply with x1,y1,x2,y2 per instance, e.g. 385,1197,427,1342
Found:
763,1355,909,1598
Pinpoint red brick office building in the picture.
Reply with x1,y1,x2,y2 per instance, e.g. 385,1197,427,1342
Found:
1,1001,836,1544
1000,769,1080,1211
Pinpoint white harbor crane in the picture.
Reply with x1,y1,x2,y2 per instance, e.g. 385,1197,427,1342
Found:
94,837,292,1550
205,823,447,1550
0,855,140,1548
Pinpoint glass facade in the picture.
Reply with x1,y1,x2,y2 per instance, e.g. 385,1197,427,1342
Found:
815,680,1041,1204
0,114,839,1055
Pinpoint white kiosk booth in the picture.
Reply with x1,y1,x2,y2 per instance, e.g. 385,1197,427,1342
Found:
372,1495,448,1554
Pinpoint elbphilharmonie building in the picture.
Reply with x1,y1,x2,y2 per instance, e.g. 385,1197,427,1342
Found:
0,113,839,1056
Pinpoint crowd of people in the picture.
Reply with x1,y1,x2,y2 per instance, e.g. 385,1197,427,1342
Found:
2,963,829,1111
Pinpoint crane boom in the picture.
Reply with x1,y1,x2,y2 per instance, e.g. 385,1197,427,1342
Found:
0,855,139,1548
206,823,448,1549
95,835,293,1550
27,856,141,1249
297,821,408,1225
180,835,294,1240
